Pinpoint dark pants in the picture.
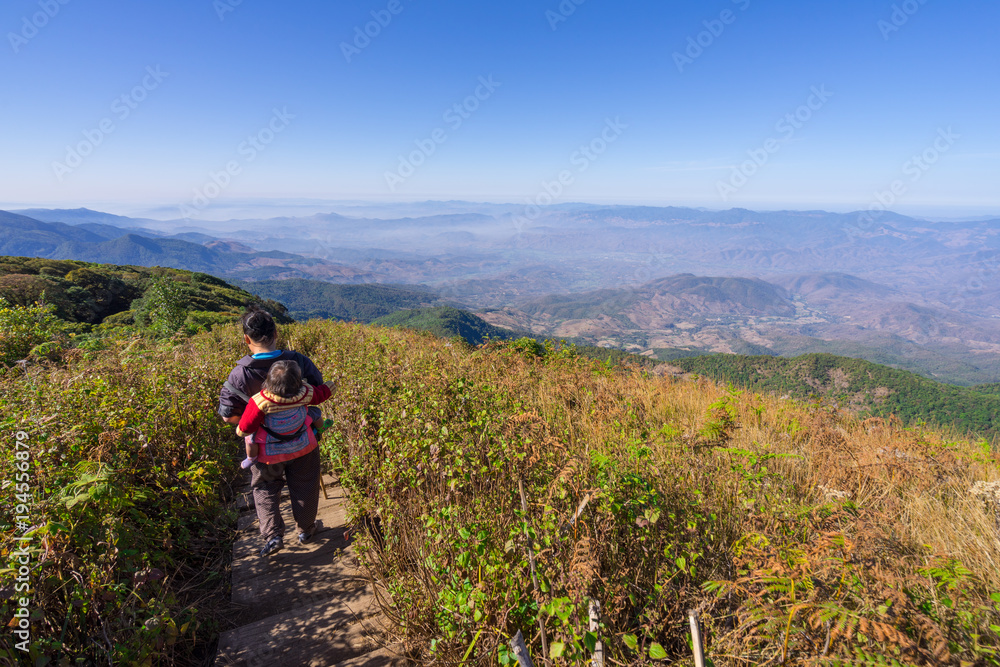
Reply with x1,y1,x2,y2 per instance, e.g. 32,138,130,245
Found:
250,447,321,542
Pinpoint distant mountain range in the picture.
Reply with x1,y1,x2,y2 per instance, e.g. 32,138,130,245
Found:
13,207,163,228
477,269,1000,386
15,203,1000,296
519,275,795,322
18,203,1000,311
0,210,376,283
6,203,1000,385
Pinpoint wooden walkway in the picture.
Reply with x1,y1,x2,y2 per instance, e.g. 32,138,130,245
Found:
214,475,406,667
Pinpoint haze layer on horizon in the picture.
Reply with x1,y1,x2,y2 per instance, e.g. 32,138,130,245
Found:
3,199,1000,226
3,0,998,218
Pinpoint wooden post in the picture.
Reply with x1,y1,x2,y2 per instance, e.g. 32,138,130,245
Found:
562,492,592,535
688,610,706,667
588,598,604,667
518,478,549,662
510,630,535,667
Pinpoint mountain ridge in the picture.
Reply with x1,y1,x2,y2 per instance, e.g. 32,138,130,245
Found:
10,204,1000,385
0,210,377,283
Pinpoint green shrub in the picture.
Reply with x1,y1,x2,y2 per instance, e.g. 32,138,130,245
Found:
0,298,73,367
0,331,244,664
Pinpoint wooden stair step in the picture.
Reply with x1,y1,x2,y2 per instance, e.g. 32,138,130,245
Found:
215,592,383,666
217,477,402,666
332,643,409,667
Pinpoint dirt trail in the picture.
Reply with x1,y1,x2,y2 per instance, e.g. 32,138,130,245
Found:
214,474,406,666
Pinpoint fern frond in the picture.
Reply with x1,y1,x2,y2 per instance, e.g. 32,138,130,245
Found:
812,646,917,667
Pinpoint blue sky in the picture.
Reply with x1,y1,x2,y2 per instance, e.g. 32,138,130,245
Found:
1,0,997,217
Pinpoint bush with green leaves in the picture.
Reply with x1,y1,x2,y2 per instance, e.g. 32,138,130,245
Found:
0,329,247,665
0,298,76,367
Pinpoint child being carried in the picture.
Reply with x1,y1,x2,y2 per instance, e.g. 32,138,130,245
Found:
236,360,335,469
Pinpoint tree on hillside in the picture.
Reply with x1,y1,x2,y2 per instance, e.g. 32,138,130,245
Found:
132,277,186,337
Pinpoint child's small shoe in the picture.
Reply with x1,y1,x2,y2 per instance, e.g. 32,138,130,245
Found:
240,456,257,469
312,418,334,441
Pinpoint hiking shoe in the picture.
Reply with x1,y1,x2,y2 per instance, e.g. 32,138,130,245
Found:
298,520,322,545
259,536,283,557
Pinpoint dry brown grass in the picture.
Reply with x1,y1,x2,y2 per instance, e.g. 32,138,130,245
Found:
281,321,1000,664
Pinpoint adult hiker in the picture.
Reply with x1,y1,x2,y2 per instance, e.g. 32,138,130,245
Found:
219,307,327,556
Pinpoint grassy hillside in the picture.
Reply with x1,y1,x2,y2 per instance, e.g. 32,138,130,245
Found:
305,321,1000,665
373,306,520,345
672,352,1000,439
1,318,998,665
366,306,1000,440
0,256,287,327
237,278,439,322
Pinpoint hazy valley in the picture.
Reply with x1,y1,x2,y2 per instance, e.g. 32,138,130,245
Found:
6,202,1000,385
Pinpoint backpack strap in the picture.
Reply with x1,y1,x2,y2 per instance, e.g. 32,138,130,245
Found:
261,424,306,442
224,379,252,403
